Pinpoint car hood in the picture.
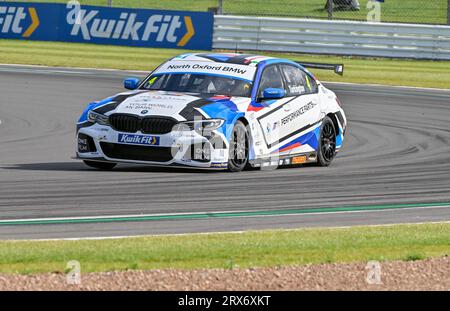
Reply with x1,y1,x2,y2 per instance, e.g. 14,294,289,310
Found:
92,90,250,121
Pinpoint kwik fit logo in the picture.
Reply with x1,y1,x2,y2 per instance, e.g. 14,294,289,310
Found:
118,134,159,146
66,1,195,46
0,6,39,37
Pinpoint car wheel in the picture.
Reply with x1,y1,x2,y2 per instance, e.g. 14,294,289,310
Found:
228,121,249,172
83,160,117,170
316,116,337,167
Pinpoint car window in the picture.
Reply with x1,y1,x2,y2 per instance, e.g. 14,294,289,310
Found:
304,73,318,94
281,65,318,96
258,65,285,98
143,73,252,97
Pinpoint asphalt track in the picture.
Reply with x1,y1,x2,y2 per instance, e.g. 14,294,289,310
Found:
1,65,450,240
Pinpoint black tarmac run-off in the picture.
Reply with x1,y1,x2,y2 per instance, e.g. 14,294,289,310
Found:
0,66,450,239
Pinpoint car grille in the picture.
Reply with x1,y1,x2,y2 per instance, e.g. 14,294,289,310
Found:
109,114,177,134
100,142,173,162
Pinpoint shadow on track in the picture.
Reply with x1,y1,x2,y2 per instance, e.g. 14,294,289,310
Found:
2,162,220,174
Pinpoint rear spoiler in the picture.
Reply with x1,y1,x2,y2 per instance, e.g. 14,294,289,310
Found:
296,62,344,76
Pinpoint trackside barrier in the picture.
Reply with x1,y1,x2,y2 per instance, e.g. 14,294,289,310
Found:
0,2,214,50
2,2,450,60
213,15,450,60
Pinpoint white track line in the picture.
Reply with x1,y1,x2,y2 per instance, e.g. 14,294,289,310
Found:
0,63,147,74
19,220,450,242
323,80,450,93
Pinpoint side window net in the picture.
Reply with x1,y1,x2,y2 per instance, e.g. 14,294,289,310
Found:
258,66,284,97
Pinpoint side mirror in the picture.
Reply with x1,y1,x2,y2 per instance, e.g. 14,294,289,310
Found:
262,88,285,100
124,77,140,90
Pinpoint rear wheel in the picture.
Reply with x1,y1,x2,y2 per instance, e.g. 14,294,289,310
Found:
83,160,117,170
316,116,337,167
228,121,249,172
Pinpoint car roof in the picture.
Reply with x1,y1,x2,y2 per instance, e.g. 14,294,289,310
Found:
170,53,295,67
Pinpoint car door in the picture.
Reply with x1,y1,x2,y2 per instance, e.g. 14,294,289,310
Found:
255,64,295,151
276,64,321,151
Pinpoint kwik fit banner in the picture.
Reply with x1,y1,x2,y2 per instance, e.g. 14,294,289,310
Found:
0,1,214,50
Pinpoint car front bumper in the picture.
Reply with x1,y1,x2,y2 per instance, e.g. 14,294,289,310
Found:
76,124,229,169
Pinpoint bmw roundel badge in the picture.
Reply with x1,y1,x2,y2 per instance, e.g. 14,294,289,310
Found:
141,110,148,114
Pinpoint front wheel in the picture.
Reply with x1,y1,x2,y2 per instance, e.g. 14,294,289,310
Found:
228,121,249,172
316,116,337,167
83,160,117,170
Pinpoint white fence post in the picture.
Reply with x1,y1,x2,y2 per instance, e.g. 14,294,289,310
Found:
447,0,450,25
218,0,223,15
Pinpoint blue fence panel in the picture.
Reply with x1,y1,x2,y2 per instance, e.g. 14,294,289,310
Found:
0,2,214,50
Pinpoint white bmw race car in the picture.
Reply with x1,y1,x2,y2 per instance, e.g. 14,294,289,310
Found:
76,53,347,172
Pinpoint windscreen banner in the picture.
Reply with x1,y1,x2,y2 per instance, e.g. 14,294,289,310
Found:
0,1,214,50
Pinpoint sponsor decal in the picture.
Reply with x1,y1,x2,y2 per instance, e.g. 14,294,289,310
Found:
154,60,256,81
210,162,227,168
0,5,39,38
292,155,307,164
265,121,279,134
141,94,186,101
166,63,247,75
194,144,210,161
288,85,305,94
77,133,96,153
118,133,159,146
273,121,279,131
65,2,205,48
78,137,88,152
124,103,174,110
281,102,317,126
0,3,213,50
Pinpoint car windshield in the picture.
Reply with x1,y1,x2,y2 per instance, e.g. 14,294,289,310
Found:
142,73,252,97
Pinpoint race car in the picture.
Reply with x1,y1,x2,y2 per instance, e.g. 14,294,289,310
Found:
76,53,347,172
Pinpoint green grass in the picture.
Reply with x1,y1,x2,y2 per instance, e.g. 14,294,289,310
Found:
403,253,426,261
1,39,450,89
0,223,449,274
9,0,447,24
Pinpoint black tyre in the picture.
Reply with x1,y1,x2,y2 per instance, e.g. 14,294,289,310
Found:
316,116,337,167
83,160,117,170
228,121,249,172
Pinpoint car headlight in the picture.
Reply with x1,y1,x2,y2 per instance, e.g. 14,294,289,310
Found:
88,110,109,126
173,119,225,133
